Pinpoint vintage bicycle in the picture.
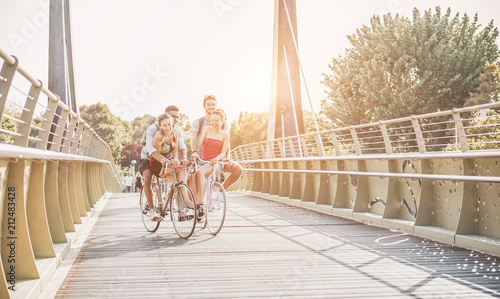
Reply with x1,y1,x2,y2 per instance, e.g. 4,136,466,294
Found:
139,161,197,239
196,158,228,235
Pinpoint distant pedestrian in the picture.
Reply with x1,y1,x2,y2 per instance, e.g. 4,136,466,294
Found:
135,172,143,193
124,173,133,193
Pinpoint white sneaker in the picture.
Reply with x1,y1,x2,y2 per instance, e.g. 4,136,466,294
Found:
148,209,160,221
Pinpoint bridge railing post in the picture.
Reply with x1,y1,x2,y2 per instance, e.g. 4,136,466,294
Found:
71,119,84,154
0,54,18,124
451,108,469,152
13,80,42,147
410,116,426,153
314,132,325,157
49,99,69,152
62,112,78,154
36,96,59,150
349,126,362,155
378,121,393,155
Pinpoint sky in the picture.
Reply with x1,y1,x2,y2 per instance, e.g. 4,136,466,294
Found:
2,0,500,125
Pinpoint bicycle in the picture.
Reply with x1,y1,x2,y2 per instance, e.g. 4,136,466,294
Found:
139,161,197,239
196,158,228,235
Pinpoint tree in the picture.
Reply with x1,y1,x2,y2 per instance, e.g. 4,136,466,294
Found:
121,141,143,167
130,114,153,143
0,105,19,144
303,110,334,133
79,102,131,163
176,113,192,154
229,111,268,149
321,7,499,127
465,62,500,106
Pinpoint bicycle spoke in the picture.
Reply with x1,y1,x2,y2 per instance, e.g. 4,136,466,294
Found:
207,182,226,235
170,183,197,239
140,182,161,232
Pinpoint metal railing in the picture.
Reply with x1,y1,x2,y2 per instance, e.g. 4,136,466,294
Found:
0,49,122,299
231,102,500,257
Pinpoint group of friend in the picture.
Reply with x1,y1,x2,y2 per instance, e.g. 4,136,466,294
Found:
138,95,242,220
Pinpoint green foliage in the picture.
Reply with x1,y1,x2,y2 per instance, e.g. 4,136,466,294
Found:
465,110,500,150
322,7,499,127
176,113,192,154
230,111,269,149
303,110,334,133
79,102,132,163
0,105,20,144
465,62,500,106
130,114,153,143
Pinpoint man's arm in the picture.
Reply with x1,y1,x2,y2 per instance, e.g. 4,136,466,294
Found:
190,118,200,156
145,123,158,156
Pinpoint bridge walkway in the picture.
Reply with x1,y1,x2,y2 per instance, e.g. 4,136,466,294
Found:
40,193,500,298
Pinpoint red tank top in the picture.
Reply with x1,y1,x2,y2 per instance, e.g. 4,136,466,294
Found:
201,138,223,160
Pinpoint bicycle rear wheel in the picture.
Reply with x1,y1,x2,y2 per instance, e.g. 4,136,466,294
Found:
170,183,197,239
207,182,226,235
140,181,161,232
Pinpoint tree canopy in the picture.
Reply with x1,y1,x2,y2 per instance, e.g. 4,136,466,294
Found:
230,111,268,149
465,62,500,106
79,102,131,163
321,7,499,127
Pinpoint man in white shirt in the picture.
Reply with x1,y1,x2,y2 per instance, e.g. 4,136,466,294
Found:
124,173,134,193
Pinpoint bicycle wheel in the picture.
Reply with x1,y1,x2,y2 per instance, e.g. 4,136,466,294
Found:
207,182,226,235
140,181,161,232
170,182,197,239
200,185,208,229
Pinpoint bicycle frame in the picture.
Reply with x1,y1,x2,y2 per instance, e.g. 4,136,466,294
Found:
195,159,228,234
140,162,197,238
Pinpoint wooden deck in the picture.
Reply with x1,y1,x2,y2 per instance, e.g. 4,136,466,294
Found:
41,192,500,298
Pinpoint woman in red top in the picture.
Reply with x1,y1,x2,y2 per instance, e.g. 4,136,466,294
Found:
189,109,230,217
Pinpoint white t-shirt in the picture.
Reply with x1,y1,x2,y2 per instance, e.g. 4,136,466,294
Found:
124,175,134,187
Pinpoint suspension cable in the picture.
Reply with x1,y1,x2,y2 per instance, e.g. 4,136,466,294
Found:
281,0,320,133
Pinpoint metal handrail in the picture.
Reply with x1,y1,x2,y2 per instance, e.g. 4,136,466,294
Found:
0,48,121,186
232,102,500,160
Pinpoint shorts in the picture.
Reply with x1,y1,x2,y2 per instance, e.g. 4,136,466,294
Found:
150,158,164,177
138,159,151,174
150,156,174,177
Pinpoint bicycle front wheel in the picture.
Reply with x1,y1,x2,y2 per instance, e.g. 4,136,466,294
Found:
207,182,226,235
170,183,197,239
140,182,161,232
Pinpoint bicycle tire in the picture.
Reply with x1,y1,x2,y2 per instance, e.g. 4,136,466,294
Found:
200,186,208,229
207,182,226,235
170,182,197,239
140,181,161,232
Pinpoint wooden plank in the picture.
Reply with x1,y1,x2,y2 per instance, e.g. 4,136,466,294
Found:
52,193,500,298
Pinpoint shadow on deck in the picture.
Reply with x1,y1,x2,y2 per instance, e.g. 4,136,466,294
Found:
41,192,500,298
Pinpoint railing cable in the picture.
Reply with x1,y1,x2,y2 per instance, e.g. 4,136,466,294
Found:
282,0,320,133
